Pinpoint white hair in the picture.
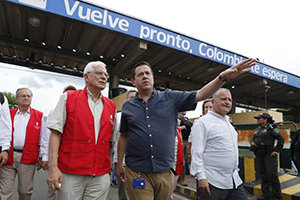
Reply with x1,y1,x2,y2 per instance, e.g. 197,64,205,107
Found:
212,88,231,99
16,88,33,97
83,61,106,76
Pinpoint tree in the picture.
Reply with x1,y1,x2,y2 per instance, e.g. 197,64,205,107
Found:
3,91,18,109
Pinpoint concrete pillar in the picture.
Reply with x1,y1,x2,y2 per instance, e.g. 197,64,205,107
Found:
109,74,119,98
294,109,300,123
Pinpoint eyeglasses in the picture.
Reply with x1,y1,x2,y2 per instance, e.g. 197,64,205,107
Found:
18,94,32,98
93,71,110,79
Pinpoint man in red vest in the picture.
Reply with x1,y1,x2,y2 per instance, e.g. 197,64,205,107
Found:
0,88,48,200
47,61,116,200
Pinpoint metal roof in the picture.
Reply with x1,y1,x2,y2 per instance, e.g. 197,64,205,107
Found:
1,0,300,111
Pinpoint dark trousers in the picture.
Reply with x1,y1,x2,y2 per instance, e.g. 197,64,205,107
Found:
197,183,247,200
256,154,283,200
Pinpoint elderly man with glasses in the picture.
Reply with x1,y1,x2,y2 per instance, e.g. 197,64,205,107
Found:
47,61,116,200
0,88,48,200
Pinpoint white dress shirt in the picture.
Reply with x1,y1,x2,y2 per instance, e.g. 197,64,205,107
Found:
0,96,12,151
112,112,123,164
190,110,242,189
13,108,48,161
39,110,53,162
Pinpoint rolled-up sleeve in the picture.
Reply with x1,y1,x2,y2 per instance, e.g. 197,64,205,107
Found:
47,93,67,134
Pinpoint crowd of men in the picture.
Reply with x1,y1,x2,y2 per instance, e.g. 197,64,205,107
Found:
0,58,288,200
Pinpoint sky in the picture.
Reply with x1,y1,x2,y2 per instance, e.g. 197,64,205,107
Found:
1,0,299,118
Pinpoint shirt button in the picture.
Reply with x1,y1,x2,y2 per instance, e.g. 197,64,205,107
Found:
151,155,154,158
146,107,148,110
148,125,151,128
147,116,149,119
150,145,153,147
149,134,152,137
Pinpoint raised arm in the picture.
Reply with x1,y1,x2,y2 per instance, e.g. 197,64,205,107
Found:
195,58,255,102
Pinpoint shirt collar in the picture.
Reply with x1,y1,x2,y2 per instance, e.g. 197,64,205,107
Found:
86,87,102,102
208,110,230,122
135,89,156,101
16,108,30,115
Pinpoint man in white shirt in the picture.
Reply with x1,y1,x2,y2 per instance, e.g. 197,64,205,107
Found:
0,88,47,200
0,92,12,166
190,88,247,200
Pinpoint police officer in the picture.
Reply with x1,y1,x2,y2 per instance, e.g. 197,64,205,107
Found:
250,113,284,200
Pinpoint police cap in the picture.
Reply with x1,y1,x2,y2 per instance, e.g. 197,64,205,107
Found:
254,113,272,119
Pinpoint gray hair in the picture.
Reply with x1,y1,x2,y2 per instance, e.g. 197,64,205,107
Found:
83,61,106,76
212,88,230,99
16,88,33,97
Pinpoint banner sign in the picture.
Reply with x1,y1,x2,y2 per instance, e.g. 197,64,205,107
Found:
8,0,300,89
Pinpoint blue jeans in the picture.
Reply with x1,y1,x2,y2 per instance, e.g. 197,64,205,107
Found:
112,162,117,182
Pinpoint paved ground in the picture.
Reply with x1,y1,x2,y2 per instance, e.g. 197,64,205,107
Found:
11,170,191,199
177,174,257,200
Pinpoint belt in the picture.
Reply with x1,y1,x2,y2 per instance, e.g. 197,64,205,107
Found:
13,149,23,153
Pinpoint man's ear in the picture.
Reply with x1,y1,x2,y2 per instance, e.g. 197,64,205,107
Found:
84,74,88,83
131,79,136,86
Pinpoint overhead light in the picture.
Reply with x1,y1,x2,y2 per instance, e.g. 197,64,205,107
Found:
28,16,41,27
207,67,215,72
262,79,268,85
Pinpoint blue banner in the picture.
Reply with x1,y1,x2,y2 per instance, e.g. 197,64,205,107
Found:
8,0,300,89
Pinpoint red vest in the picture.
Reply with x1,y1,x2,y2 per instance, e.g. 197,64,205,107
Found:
176,128,184,175
58,88,116,176
6,108,43,165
